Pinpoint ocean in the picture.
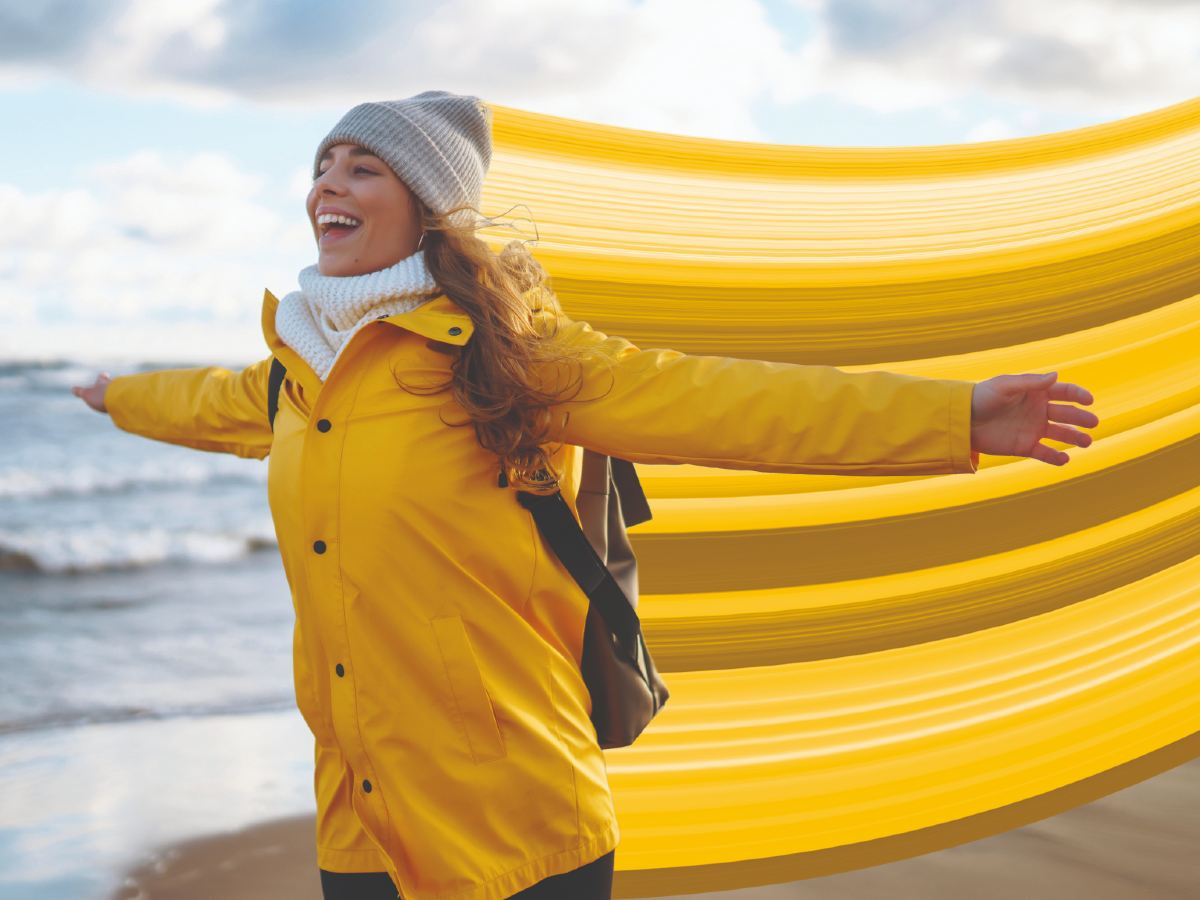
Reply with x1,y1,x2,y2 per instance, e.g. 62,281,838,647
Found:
0,358,318,899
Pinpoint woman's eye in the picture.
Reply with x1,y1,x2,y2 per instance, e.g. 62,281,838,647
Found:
312,167,373,180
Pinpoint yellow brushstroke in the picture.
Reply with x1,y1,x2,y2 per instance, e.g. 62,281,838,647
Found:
476,96,1200,896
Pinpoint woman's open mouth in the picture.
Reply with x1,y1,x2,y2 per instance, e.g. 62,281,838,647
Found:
317,213,362,245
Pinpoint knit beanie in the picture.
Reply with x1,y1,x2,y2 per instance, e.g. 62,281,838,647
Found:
312,90,493,230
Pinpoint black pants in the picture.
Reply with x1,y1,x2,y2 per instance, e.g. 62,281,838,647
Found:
319,849,615,899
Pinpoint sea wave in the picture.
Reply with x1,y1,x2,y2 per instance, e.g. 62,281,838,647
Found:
0,695,297,737
1,358,246,393
0,457,266,500
0,523,279,574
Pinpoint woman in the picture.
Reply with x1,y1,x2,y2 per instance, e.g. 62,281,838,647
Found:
72,90,1099,900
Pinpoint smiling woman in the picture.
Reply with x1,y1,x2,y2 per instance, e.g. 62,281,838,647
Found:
308,144,425,276
76,91,638,900
69,88,1100,900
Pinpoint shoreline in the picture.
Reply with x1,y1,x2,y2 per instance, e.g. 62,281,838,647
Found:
109,754,1200,899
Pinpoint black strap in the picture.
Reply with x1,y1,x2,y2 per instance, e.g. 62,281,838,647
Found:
515,489,642,640
267,357,286,432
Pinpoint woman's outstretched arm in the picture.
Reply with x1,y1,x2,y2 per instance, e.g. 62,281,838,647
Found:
72,357,276,460
537,310,1096,475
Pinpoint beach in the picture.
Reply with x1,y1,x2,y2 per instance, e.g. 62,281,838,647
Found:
109,756,1200,899
4,359,1196,900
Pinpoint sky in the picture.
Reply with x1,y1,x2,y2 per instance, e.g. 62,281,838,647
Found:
2,0,1197,366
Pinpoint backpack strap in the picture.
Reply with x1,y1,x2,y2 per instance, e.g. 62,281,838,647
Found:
515,485,643,638
267,357,286,432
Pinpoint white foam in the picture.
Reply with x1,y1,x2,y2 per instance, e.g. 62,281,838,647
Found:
0,456,266,500
0,522,279,574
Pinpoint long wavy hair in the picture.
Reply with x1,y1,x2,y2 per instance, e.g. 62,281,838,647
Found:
394,201,615,494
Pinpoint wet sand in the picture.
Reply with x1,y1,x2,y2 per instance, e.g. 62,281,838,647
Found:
109,755,1200,899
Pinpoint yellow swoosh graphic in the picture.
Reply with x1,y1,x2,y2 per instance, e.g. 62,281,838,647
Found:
478,95,1200,896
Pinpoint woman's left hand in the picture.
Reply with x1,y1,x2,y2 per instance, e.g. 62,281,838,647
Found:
970,372,1099,466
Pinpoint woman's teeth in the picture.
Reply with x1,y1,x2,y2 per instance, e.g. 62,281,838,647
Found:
317,213,361,227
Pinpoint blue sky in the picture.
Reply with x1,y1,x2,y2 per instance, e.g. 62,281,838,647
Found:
2,0,1196,365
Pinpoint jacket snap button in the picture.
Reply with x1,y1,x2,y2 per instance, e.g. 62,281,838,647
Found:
317,418,331,432
335,663,344,677
362,779,372,793
313,540,326,554
448,326,462,336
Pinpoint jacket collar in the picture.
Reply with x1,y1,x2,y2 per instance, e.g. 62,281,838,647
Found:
261,288,475,399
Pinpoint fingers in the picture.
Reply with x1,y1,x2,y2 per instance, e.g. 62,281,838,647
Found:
1044,422,1094,448
70,374,109,388
1047,402,1100,429
71,373,110,406
1030,443,1069,466
1049,381,1093,405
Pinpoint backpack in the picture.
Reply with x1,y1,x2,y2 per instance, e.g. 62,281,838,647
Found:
266,357,669,748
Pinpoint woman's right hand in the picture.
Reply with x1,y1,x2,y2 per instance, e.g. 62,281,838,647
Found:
72,372,112,414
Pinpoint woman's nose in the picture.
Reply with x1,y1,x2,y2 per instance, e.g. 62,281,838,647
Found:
314,167,348,191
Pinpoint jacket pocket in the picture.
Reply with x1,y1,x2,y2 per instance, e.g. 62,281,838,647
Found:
430,613,507,764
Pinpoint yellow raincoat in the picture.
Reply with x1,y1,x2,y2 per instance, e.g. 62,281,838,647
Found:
105,287,979,900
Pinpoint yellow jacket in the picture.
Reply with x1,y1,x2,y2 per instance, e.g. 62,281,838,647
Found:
105,287,979,900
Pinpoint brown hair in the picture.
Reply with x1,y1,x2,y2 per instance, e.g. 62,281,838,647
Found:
394,202,616,494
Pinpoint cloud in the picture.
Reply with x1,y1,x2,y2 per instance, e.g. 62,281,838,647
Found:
0,0,794,139
84,151,277,250
0,149,313,364
782,0,1200,116
961,116,1018,142
821,0,986,55
0,1,117,65
4,0,1197,141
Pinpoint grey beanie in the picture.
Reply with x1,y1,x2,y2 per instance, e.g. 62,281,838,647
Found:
313,90,493,229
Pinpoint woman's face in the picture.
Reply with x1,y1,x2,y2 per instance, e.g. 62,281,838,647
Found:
307,142,424,276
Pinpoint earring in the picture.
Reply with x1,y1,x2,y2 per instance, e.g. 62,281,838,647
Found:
417,232,426,250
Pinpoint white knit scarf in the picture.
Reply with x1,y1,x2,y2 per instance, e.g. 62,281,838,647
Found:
274,250,441,381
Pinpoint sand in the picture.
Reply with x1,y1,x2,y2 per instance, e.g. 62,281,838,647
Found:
109,755,1200,900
